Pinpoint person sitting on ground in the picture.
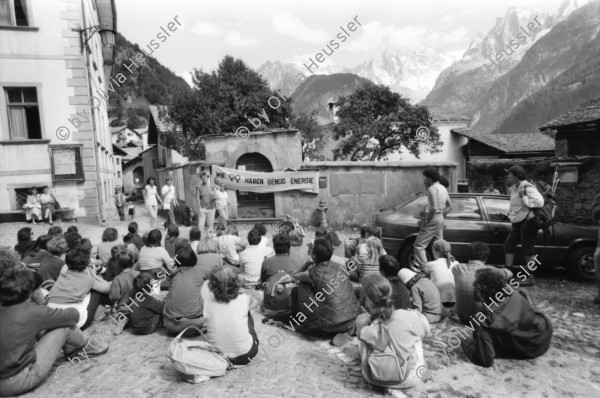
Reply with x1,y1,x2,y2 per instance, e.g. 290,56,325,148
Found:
260,233,303,284
164,225,188,258
14,227,36,260
108,250,140,335
163,245,207,335
278,221,295,236
97,228,119,264
462,268,553,368
399,268,442,323
189,226,202,254
0,267,108,396
77,238,102,271
289,230,309,267
293,239,361,346
66,226,78,235
201,266,260,366
124,222,143,252
129,272,165,335
239,229,275,289
0,250,46,305
102,244,127,282
215,224,247,266
47,226,63,237
64,232,82,252
344,225,367,258
46,249,112,330
137,229,175,282
351,236,385,282
356,226,387,257
314,228,346,265
122,234,139,263
253,223,269,249
379,255,411,310
22,234,53,270
39,236,69,282
452,242,513,324
195,236,224,279
356,274,430,389
424,240,458,306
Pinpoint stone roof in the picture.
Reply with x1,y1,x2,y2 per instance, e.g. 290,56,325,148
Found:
452,128,555,154
540,97,600,129
148,105,174,132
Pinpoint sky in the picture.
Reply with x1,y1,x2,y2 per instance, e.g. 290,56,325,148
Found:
115,0,568,84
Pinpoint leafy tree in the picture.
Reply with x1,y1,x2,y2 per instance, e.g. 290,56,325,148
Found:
163,56,293,160
332,85,442,160
290,110,323,160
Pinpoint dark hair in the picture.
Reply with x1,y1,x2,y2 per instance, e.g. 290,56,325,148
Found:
439,175,450,188
102,228,118,242
66,226,79,234
507,165,526,181
28,187,38,195
467,242,490,262
166,177,172,182
146,229,162,247
360,225,368,238
41,185,49,191
208,266,240,304
289,230,303,246
189,226,201,242
0,250,21,279
474,268,508,302
167,224,179,239
273,233,290,255
278,221,294,235
225,224,238,236
111,244,126,259
214,223,226,237
65,249,90,272
312,238,333,263
128,222,139,234
17,227,32,243
247,229,261,246
361,275,394,322
142,233,149,246
32,234,52,254
379,255,400,278
134,272,154,294
117,249,135,270
64,232,82,251
365,226,382,239
78,238,93,255
47,226,63,236
422,167,440,182
0,268,36,306
123,234,132,244
146,177,155,185
175,245,197,268
253,223,267,236
47,236,69,256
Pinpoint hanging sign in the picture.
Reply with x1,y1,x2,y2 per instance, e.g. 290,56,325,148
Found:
214,166,319,194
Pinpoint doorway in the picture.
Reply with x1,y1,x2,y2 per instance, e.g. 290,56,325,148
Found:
235,152,275,218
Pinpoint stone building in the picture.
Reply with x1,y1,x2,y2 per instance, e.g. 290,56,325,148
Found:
0,0,117,223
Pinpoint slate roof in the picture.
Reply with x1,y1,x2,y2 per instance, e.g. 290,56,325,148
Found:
148,105,174,132
540,97,600,129
452,128,555,154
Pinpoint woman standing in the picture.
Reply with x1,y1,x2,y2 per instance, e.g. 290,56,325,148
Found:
213,179,230,226
22,187,42,224
39,186,57,225
143,178,163,229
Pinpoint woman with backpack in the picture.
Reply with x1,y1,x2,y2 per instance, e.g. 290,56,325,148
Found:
356,274,430,389
503,165,544,284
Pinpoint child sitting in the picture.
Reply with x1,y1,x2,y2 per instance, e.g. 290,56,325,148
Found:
46,249,112,329
129,273,165,335
424,240,457,305
0,267,108,396
399,268,442,323
109,250,140,335
164,225,187,258
350,237,385,282
103,244,126,282
124,222,143,251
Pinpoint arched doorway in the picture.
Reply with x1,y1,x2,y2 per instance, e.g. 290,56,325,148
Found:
236,153,275,218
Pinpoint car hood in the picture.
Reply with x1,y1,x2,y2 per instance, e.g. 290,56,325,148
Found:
374,209,420,226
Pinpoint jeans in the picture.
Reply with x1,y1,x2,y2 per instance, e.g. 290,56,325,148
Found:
503,216,539,257
198,208,216,232
228,312,259,366
163,315,206,336
595,230,600,298
0,327,87,396
413,214,444,269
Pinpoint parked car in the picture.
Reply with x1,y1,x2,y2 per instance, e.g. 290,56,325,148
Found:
373,193,598,281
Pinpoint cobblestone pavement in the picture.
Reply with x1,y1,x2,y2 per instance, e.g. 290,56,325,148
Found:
1,208,599,397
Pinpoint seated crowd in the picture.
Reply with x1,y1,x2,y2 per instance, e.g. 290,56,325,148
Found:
0,219,553,395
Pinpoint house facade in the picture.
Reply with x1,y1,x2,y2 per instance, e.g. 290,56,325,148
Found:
0,0,117,223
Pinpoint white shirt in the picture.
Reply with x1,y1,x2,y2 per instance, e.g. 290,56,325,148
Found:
161,184,176,206
239,245,275,287
216,235,243,262
144,185,158,206
424,258,457,303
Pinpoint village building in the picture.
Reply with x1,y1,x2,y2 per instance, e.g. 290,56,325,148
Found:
0,0,117,223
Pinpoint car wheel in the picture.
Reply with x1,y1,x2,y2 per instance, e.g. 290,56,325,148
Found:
399,241,432,271
567,246,596,282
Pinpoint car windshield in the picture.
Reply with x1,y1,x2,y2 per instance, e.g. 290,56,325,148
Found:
395,195,428,216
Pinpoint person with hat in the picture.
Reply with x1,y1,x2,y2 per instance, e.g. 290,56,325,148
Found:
503,165,544,284
114,187,126,221
399,268,442,323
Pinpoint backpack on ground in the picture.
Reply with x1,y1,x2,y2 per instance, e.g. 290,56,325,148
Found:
262,270,298,318
525,181,557,236
167,325,234,384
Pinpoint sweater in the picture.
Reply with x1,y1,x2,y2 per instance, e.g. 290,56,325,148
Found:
0,302,79,379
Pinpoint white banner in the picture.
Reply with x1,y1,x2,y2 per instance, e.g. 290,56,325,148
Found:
214,166,319,194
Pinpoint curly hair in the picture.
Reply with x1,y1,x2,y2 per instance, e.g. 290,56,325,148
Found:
422,167,440,182
247,229,261,246
17,227,32,243
102,228,118,243
0,250,21,279
273,233,290,255
47,226,63,236
0,267,37,306
208,266,240,304
47,236,69,256
64,232,82,251
361,275,395,322
467,242,490,262
473,268,507,302
65,249,90,272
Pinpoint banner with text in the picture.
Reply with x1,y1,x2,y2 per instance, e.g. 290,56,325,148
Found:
214,166,319,194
